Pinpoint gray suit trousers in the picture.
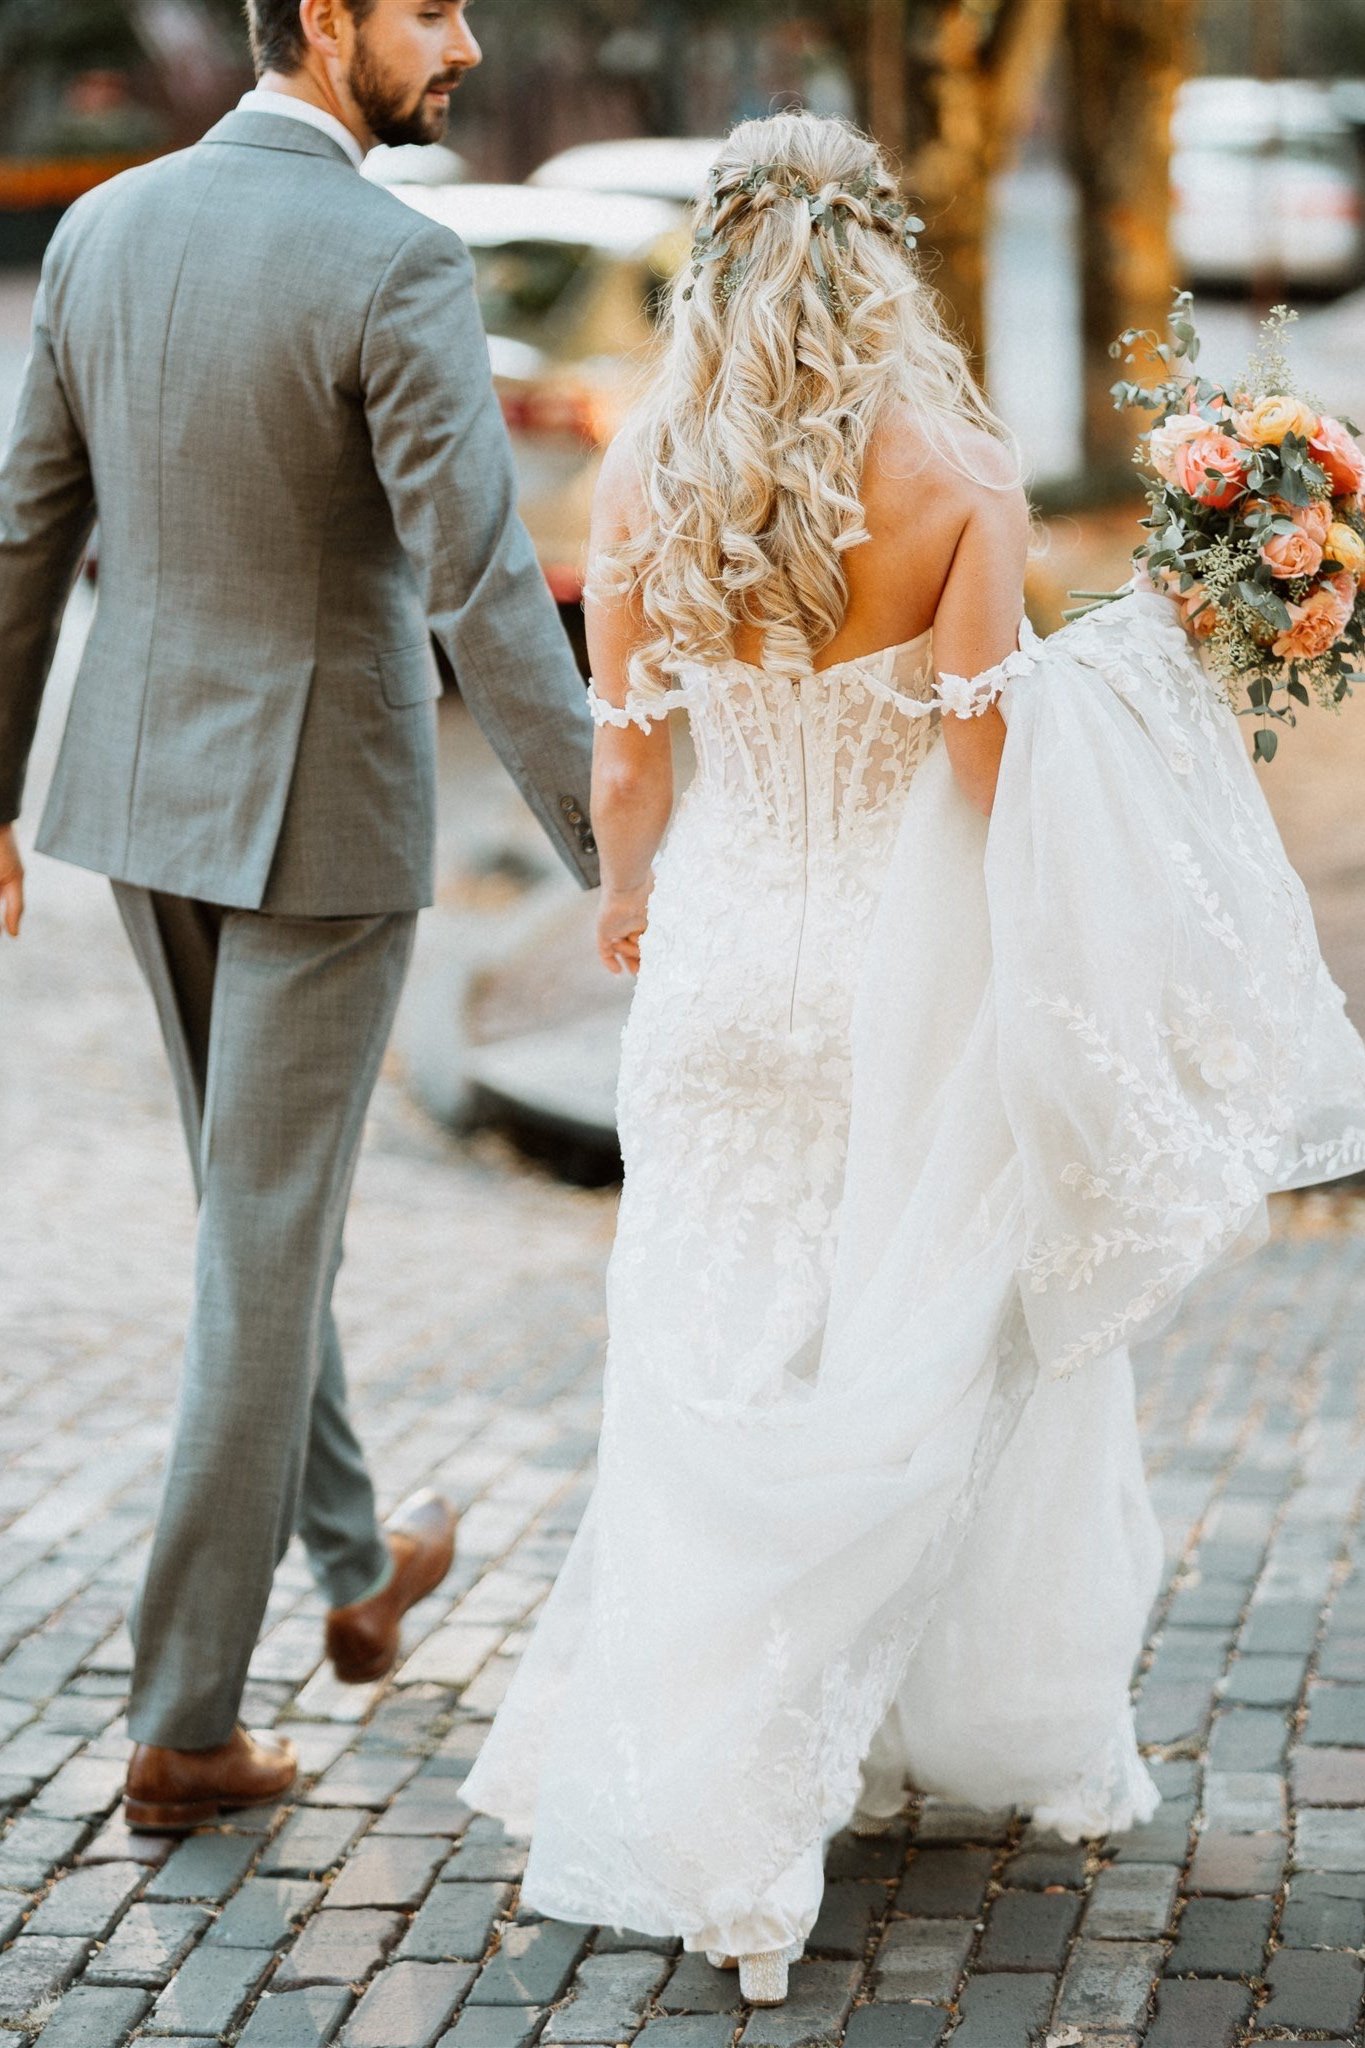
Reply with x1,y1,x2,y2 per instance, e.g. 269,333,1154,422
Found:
112,882,416,1749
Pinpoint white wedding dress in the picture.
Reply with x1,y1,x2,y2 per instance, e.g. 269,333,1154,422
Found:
462,587,1365,1958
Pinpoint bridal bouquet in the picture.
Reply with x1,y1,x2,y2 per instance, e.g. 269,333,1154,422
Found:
1106,293,1365,760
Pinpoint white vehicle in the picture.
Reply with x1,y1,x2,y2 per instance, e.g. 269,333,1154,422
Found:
1172,78,1363,291
362,141,468,187
391,184,689,642
527,136,722,209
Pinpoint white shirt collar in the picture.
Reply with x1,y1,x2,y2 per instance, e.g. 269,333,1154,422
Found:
237,87,366,170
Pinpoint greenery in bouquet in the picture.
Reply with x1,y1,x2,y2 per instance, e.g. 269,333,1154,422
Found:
1108,293,1365,762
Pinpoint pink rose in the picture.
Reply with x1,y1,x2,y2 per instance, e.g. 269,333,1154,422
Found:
1179,583,1219,640
1261,523,1325,580
1272,571,1357,661
1171,431,1248,510
1309,416,1365,498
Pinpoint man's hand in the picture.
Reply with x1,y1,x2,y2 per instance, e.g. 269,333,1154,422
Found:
0,826,25,938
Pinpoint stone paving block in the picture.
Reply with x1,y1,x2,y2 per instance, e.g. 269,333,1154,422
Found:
842,2011,946,2048
871,1918,972,2001
238,1986,355,2047
947,1971,1054,2048
1165,1895,1274,1977
25,1857,144,1937
145,1942,275,2035
1186,1829,1286,1895
1106,1795,1196,1865
1203,1771,1286,1833
273,1908,406,1988
79,1813,176,1867
657,1952,745,2016
0,1935,91,2023
259,1804,371,1877
31,1983,151,2048
1290,1743,1365,1804
913,1804,1012,1846
205,1875,322,1948
308,1753,421,1810
823,1827,908,1882
1135,1681,1215,1746
371,1781,473,1840
806,1880,882,1958
398,1882,510,1964
465,1918,590,2005
84,1901,211,1986
0,1894,25,1944
439,2012,542,2048
31,1757,126,1821
894,1849,992,1919
1146,1978,1253,2048
440,1820,527,1883
1279,1881,1365,1949
1166,1581,1251,1629
1238,1600,1321,1655
327,1835,446,1911
542,1950,671,2042
1054,1939,1164,2034
634,2022,744,2048
1303,1681,1365,1746
1252,1947,1365,2036
737,1961,860,2048
143,1829,259,1903
1318,1633,1365,1680
1207,1707,1290,1772
1084,1862,1179,1939
340,1960,474,2048
1294,1806,1365,1871
593,1925,679,1956
977,1890,1080,1971
0,1631,97,1703
0,1816,86,1890
1220,1654,1309,1707
1000,1843,1086,1889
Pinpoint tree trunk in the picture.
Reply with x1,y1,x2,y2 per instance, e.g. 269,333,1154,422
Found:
898,0,1064,374
1065,0,1195,483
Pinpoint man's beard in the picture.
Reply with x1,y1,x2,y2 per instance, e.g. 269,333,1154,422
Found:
349,34,460,147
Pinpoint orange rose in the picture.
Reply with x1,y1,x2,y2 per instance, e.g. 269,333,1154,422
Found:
1179,583,1219,640
1272,572,1356,661
1261,523,1325,580
1309,416,1365,497
1171,432,1248,510
1326,522,1365,576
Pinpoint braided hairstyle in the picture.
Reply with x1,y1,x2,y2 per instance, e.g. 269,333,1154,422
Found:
592,111,1015,699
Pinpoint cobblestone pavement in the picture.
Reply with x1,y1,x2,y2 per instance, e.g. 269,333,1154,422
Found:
6,291,1365,2048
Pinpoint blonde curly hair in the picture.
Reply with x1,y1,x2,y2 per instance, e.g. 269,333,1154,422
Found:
593,111,1018,700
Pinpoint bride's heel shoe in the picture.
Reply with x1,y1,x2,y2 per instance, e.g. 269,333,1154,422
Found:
739,1950,790,2005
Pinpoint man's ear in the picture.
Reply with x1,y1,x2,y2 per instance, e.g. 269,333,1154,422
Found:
299,0,344,59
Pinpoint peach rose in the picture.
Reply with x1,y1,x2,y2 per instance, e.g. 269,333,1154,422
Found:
1326,522,1365,576
1148,411,1212,484
1171,431,1248,510
1272,571,1356,661
1238,394,1321,446
1309,416,1365,497
1179,583,1219,640
1261,522,1325,580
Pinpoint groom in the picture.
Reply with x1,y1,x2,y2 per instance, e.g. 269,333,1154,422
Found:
0,0,598,1829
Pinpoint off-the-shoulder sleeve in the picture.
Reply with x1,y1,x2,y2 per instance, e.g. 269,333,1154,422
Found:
586,679,690,734
933,618,1042,718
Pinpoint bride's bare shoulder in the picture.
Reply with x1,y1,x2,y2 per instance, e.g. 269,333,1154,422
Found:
865,405,1026,532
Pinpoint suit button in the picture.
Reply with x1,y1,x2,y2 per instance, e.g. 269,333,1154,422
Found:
559,795,575,814
582,831,598,856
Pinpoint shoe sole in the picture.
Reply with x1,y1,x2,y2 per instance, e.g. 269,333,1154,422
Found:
124,1781,294,1834
330,1522,457,1685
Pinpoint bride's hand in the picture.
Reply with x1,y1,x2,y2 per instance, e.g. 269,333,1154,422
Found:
597,881,652,977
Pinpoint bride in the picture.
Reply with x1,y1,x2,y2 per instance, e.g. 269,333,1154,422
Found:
461,112,1365,2005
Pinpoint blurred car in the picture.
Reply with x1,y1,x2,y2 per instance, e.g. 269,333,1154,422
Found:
1172,78,1364,292
390,183,689,646
362,141,468,187
527,136,721,209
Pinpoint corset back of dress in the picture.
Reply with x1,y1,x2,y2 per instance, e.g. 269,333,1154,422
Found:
671,632,938,854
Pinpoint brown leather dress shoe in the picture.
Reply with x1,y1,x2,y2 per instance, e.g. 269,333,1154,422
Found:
124,1725,297,1833
326,1489,457,1684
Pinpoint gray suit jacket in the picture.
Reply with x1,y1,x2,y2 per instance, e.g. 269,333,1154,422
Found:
0,110,599,913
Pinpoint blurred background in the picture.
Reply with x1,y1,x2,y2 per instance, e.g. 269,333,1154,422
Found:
1,0,1363,1175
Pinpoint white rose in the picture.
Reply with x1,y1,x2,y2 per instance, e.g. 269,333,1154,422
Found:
1147,411,1211,483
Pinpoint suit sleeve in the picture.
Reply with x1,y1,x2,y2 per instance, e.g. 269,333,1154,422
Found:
0,276,96,826
361,220,599,889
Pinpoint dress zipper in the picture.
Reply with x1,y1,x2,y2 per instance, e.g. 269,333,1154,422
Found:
788,679,810,1033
